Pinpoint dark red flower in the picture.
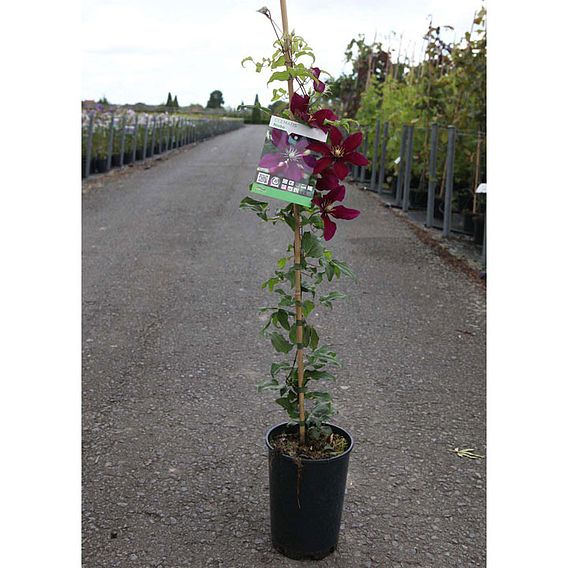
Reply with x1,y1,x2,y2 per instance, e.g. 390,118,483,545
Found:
313,184,360,240
315,168,341,192
290,93,337,132
311,67,326,93
307,126,369,180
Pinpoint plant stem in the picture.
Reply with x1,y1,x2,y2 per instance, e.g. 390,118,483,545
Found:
279,0,306,445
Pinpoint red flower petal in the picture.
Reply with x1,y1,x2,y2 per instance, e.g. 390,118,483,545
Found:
315,169,340,191
345,151,369,166
328,125,343,147
307,141,332,156
343,131,363,153
330,205,361,221
290,92,309,116
326,184,346,203
333,160,349,180
311,109,337,129
313,156,334,175
322,215,337,241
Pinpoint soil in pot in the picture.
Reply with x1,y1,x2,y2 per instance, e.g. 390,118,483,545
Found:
267,423,353,561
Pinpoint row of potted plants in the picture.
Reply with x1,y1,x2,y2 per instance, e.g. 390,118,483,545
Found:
81,110,243,177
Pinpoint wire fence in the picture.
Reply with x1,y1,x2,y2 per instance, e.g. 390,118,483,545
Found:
81,110,244,179
354,119,486,270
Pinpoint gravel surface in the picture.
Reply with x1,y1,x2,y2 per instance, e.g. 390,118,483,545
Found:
83,125,486,567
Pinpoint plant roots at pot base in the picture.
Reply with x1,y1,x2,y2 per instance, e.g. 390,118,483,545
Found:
266,422,354,560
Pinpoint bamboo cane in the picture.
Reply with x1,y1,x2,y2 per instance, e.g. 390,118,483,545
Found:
279,0,306,445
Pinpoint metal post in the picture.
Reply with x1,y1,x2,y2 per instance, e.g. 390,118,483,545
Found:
395,125,408,206
442,125,457,237
359,130,369,182
158,120,163,153
426,123,439,228
119,116,126,167
402,124,414,212
150,116,156,157
131,115,138,163
106,113,115,171
85,112,94,178
370,118,380,192
169,121,174,150
143,116,150,159
378,121,389,194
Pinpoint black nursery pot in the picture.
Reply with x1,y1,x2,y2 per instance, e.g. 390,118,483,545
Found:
266,422,354,560
95,158,108,173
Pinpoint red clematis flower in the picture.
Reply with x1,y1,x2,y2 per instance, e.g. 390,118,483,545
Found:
313,184,360,241
311,67,326,93
290,93,337,133
315,168,341,192
307,126,369,180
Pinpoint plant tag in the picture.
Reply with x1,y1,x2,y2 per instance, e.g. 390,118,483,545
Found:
250,116,326,207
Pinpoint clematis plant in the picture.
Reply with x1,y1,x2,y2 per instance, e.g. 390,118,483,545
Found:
240,6,368,454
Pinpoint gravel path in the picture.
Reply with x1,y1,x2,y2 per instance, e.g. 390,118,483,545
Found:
83,124,486,568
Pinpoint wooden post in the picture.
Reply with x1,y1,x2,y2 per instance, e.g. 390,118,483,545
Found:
279,0,305,445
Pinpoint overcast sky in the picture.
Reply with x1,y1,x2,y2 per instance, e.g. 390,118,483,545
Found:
82,0,483,108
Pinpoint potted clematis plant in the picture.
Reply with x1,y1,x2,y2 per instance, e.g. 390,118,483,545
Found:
239,2,368,560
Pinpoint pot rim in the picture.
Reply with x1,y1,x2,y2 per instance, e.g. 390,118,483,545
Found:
265,421,354,464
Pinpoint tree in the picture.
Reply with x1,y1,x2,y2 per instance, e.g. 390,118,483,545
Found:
166,92,172,107
206,90,224,109
173,95,179,108
251,94,261,123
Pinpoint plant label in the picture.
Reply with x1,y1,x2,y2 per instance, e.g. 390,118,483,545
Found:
250,116,327,207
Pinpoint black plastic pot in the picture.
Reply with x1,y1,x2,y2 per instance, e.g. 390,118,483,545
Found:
94,158,108,173
135,149,144,160
409,189,428,209
463,210,475,235
266,422,354,560
473,214,485,245
123,153,132,165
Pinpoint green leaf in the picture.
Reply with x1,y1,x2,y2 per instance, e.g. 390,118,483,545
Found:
257,378,281,392
270,332,293,353
271,362,291,377
302,299,315,317
305,391,332,401
240,196,269,221
320,291,347,308
268,70,290,84
276,310,291,330
330,260,356,279
309,326,319,350
277,257,288,270
305,369,336,381
301,232,324,259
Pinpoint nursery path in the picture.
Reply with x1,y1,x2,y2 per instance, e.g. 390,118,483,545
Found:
83,125,486,568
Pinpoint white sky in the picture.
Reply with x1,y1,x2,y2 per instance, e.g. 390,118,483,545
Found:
82,0,483,108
